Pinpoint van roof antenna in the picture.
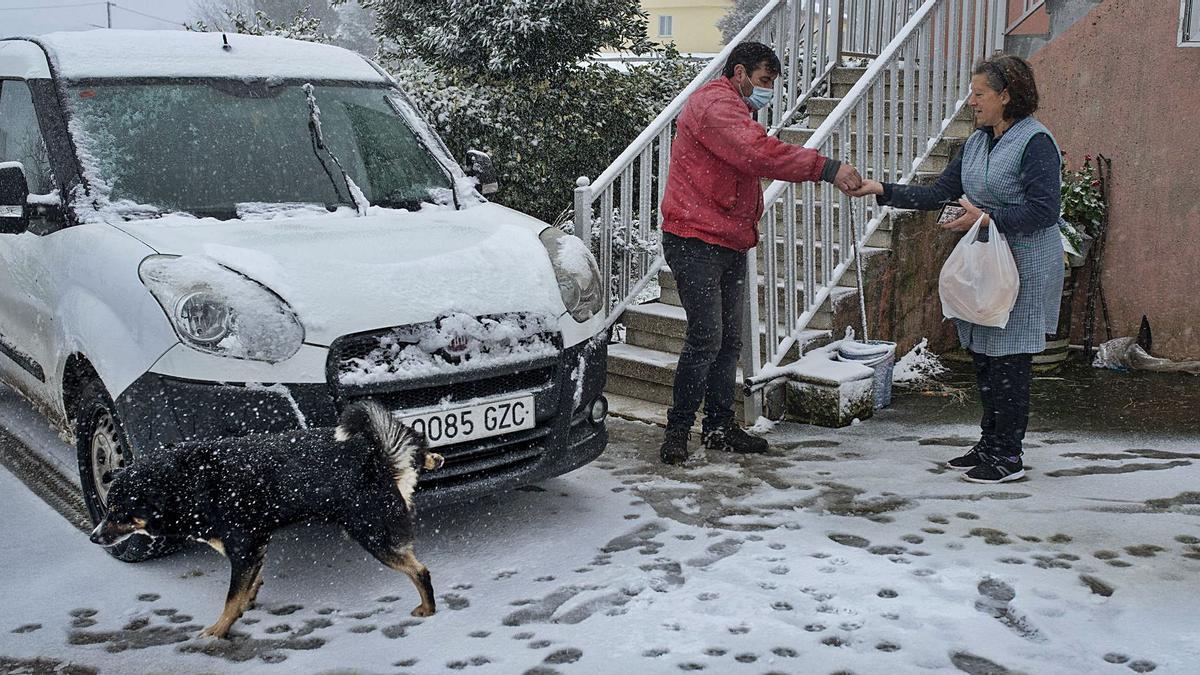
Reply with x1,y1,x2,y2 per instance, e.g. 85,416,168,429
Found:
221,34,232,51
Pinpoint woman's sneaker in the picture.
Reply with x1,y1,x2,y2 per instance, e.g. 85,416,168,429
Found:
962,454,1026,484
946,442,987,471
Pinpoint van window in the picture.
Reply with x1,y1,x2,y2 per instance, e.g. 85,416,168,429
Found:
65,81,455,219
0,80,55,195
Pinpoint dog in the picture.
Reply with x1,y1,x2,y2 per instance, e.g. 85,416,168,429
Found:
89,400,445,638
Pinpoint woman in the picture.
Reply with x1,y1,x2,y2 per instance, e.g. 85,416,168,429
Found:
850,54,1065,484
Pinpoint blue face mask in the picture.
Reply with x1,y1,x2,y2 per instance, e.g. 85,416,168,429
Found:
745,85,773,111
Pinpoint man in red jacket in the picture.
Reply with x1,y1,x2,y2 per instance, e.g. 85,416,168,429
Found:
659,42,861,465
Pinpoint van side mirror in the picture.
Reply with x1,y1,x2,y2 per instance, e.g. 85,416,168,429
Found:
0,162,30,234
465,150,499,196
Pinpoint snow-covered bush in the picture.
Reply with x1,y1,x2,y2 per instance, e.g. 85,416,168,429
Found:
382,56,701,224
188,5,333,43
360,0,654,77
192,1,376,53
717,0,769,45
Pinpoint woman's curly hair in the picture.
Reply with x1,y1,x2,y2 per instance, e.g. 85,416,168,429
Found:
973,54,1039,120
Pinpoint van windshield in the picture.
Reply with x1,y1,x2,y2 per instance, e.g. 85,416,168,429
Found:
65,80,458,219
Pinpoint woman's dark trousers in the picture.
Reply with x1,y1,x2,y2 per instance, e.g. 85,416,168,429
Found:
661,233,746,435
970,350,1033,461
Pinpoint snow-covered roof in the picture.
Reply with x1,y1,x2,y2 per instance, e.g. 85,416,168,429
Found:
29,30,386,82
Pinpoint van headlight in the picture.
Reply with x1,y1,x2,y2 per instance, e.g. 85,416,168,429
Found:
139,255,304,363
539,227,604,322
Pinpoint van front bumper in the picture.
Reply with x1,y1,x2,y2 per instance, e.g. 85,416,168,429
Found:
116,335,608,505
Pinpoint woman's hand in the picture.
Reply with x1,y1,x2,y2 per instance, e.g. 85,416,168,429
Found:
942,196,988,232
845,179,884,198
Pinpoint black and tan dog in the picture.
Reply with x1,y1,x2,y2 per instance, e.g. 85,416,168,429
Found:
89,400,444,638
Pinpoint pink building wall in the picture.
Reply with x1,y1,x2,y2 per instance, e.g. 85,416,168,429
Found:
1028,0,1200,359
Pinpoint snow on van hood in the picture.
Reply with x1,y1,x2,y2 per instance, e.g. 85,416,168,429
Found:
113,203,565,346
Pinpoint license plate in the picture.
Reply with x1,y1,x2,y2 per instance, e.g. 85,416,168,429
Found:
395,395,535,448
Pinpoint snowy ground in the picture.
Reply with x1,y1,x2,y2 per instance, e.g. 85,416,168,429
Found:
2,387,1200,674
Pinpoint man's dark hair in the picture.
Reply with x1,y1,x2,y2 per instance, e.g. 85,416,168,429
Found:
972,54,1039,120
722,41,781,78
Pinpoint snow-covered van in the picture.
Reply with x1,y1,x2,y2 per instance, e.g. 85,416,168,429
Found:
0,31,609,560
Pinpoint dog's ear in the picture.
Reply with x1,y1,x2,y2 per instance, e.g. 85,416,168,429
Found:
423,452,445,471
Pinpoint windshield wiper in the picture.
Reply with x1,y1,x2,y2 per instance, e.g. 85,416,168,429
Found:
374,197,424,211
303,83,368,216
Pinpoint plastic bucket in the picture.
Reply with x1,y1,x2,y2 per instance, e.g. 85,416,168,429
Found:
836,340,897,409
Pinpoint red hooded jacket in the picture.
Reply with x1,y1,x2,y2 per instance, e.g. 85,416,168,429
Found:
661,78,829,252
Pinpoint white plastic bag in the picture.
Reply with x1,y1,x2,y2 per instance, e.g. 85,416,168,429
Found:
938,215,1019,328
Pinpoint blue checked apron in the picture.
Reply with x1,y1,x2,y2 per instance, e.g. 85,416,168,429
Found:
956,117,1065,356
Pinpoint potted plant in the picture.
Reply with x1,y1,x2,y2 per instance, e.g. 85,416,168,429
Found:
1060,154,1106,267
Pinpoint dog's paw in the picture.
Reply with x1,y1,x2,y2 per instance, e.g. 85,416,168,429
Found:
410,605,435,618
199,624,230,639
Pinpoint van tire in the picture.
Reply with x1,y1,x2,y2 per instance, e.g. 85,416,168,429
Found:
74,377,177,562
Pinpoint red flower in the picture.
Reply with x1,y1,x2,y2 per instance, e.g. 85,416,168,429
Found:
1091,180,1101,187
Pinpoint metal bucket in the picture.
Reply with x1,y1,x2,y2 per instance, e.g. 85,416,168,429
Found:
836,340,897,409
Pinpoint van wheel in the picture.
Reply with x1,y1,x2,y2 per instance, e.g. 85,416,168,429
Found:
74,377,177,562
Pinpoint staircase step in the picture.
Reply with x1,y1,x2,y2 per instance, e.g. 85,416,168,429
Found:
830,79,969,99
779,127,960,156
604,391,704,433
807,96,975,120
805,100,976,138
808,114,976,139
625,284,853,339
606,343,745,409
831,65,932,86
621,298,833,342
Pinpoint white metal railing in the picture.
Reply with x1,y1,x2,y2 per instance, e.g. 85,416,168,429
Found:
574,0,920,328
742,0,1007,415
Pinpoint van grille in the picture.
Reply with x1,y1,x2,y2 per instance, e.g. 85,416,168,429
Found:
327,314,563,484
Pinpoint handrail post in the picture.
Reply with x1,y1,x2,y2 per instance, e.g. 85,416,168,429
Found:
741,248,763,424
829,0,845,60
573,176,592,251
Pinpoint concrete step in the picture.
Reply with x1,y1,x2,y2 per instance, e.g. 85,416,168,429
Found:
831,65,933,87
605,336,831,416
779,127,961,156
604,391,702,433
657,256,869,304
754,240,889,278
807,96,974,120
622,298,834,347
606,342,745,410
830,77,969,99
627,281,854,343
763,200,892,236
805,103,976,138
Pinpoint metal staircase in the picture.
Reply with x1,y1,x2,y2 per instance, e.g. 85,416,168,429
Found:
576,0,1009,426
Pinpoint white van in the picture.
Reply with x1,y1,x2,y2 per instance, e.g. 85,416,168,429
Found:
0,31,609,560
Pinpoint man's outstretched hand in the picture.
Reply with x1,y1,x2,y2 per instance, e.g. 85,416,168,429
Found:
833,164,863,194
846,179,884,198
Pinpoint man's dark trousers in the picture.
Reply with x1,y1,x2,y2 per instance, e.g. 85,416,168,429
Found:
662,232,746,434
970,350,1033,461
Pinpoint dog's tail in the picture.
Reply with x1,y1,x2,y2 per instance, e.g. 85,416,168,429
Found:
335,401,425,499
